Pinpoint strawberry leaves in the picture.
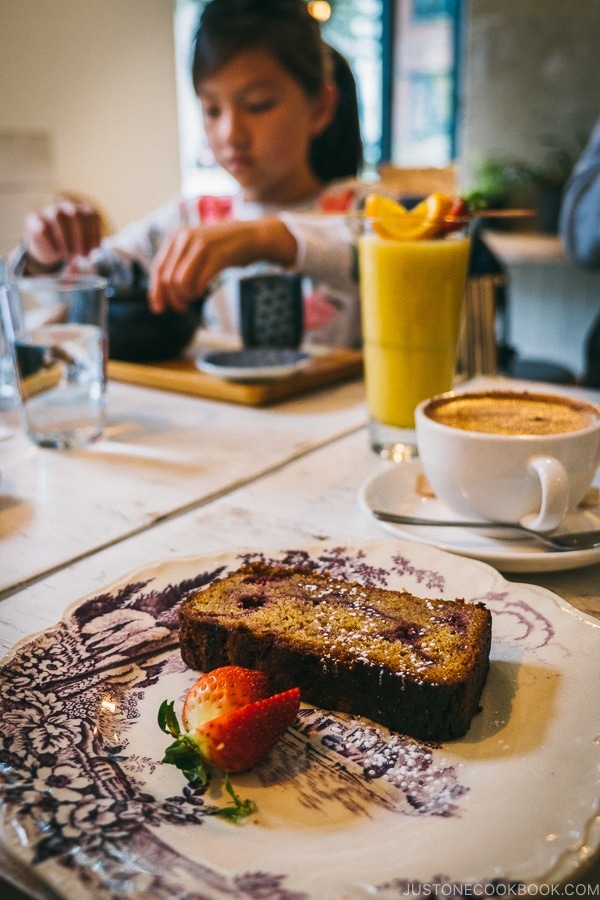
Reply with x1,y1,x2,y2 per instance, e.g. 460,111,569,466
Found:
158,699,209,786
216,774,258,823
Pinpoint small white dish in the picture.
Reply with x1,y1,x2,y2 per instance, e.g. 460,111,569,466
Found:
197,347,311,381
359,458,600,573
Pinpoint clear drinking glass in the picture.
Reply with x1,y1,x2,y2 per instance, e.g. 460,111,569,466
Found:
358,218,472,461
1,275,108,449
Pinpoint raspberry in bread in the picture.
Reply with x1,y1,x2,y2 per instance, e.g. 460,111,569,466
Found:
178,562,492,741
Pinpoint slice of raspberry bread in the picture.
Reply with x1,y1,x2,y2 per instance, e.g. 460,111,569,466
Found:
178,562,492,741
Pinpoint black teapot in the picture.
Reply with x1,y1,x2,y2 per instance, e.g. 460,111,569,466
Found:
107,263,204,363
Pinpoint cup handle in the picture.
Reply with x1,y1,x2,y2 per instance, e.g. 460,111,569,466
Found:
521,456,569,532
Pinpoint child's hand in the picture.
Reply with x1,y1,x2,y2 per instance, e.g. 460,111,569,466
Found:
24,199,102,271
148,218,297,313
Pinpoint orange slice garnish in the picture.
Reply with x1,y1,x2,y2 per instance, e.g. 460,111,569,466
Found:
365,192,455,240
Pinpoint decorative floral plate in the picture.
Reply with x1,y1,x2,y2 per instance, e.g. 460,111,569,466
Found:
1,540,599,899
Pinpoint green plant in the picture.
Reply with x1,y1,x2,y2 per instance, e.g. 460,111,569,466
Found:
463,158,533,210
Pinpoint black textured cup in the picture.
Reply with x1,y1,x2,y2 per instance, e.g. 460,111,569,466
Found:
239,273,304,349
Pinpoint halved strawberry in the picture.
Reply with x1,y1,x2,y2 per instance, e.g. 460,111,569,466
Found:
182,665,270,731
191,687,301,773
158,666,300,821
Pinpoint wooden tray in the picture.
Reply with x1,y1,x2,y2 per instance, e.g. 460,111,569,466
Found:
107,346,363,406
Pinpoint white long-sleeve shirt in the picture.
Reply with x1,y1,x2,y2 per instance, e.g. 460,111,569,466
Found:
12,179,370,348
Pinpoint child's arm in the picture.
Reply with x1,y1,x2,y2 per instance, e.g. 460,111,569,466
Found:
279,211,358,294
148,217,298,313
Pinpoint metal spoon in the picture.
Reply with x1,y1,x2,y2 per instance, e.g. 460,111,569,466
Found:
372,510,600,552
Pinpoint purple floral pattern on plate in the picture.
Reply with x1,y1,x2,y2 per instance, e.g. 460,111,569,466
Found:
1,541,595,898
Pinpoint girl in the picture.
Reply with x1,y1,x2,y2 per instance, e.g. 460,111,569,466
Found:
14,0,368,348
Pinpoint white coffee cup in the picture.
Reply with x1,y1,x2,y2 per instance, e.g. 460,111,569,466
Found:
415,389,600,532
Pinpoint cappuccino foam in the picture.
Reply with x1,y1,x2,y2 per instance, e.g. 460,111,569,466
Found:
426,391,598,436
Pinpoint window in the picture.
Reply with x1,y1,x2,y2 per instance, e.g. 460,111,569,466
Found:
318,0,385,171
174,0,237,197
390,0,461,165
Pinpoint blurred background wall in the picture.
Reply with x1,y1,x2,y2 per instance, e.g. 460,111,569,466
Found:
462,0,600,185
0,0,180,249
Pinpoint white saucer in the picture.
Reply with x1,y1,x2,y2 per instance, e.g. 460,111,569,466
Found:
359,458,600,573
197,348,311,382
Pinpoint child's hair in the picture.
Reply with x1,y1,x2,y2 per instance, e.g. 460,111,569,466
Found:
191,0,363,182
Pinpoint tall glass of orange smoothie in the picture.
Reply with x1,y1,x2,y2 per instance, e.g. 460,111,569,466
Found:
358,197,471,460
